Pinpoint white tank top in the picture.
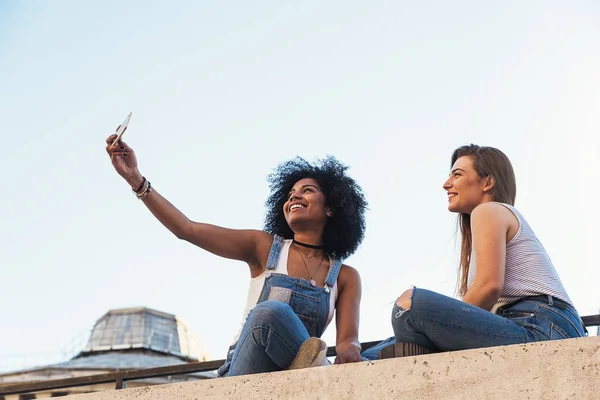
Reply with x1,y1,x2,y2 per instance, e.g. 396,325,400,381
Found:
468,203,573,309
231,239,338,344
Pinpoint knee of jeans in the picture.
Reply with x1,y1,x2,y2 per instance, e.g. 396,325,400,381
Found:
395,288,413,310
248,300,294,325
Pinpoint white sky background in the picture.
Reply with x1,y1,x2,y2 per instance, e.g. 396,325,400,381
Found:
0,1,598,370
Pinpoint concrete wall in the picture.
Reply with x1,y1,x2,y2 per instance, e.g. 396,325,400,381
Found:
63,337,600,400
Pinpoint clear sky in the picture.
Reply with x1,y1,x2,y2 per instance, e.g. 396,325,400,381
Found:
1,1,598,371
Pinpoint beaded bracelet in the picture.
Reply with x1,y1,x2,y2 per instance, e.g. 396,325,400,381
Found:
134,177,147,193
134,178,152,200
138,183,152,200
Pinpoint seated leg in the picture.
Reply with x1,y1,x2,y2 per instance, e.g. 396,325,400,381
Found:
227,300,310,376
391,287,536,353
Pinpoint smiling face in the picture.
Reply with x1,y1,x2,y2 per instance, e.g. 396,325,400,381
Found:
443,156,494,214
283,178,330,232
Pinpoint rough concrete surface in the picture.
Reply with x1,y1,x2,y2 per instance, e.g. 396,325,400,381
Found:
64,336,600,400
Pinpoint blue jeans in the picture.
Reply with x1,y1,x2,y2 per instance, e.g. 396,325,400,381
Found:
219,235,342,377
362,287,586,360
226,300,310,376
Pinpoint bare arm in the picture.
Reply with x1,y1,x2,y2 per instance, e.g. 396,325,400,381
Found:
462,203,512,311
138,186,272,268
334,265,362,364
106,134,272,273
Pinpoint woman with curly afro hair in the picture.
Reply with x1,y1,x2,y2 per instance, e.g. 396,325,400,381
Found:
106,132,367,377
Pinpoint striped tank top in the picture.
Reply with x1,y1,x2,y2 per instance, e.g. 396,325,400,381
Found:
467,203,573,309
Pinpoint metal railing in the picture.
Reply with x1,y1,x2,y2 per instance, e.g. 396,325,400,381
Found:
1,316,599,396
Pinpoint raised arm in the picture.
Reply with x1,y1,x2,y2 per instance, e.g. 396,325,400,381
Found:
333,264,362,364
105,134,272,273
462,202,514,310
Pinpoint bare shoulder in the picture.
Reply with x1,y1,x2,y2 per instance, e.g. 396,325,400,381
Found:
338,264,362,290
471,202,518,231
255,230,276,248
472,202,514,222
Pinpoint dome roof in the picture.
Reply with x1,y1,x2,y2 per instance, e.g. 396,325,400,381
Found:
81,307,208,361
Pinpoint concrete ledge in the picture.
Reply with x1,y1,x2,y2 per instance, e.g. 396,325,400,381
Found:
65,337,600,400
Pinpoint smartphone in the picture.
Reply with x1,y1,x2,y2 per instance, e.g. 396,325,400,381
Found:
112,112,132,145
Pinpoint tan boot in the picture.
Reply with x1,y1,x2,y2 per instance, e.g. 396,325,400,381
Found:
289,337,332,369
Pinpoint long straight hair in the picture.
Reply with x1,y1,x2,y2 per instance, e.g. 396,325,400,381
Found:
452,145,517,297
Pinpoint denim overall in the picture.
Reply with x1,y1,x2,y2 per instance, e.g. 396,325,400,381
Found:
218,235,342,376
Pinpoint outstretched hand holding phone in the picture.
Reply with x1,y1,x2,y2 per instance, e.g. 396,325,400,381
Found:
103,112,259,263
105,112,144,190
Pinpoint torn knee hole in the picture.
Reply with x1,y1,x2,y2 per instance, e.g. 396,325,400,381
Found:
395,288,413,310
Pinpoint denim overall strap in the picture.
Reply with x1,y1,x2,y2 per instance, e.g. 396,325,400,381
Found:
323,257,342,293
266,235,285,271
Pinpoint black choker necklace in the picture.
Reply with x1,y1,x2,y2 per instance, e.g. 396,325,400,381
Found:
293,240,324,249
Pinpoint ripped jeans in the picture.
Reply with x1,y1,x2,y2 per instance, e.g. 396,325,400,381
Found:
361,287,587,360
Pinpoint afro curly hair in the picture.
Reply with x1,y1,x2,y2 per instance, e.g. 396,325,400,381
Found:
264,156,367,260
